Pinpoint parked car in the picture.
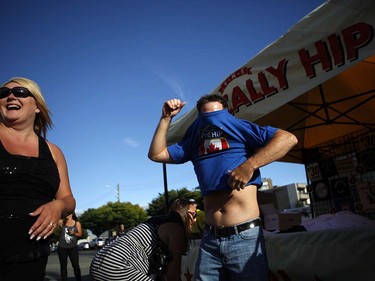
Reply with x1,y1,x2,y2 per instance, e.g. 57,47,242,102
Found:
105,236,117,245
95,238,105,249
78,242,90,251
89,239,97,249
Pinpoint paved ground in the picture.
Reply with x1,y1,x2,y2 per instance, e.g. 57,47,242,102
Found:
44,250,97,281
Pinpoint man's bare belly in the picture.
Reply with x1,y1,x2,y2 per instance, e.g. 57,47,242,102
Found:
204,185,260,227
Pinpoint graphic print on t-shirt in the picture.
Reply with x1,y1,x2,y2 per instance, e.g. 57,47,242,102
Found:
64,228,73,243
199,125,229,156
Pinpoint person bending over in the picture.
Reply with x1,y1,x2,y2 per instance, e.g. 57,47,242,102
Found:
90,197,197,281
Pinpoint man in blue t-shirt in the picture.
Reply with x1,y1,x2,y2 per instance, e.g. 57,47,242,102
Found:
148,94,297,281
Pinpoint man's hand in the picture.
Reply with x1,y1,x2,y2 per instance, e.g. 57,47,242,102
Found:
227,161,255,191
162,99,186,119
227,129,298,191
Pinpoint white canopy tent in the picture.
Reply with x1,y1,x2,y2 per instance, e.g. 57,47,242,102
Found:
161,0,375,216
164,2,375,278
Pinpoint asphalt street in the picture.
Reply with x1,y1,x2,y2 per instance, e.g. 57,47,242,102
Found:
44,250,97,281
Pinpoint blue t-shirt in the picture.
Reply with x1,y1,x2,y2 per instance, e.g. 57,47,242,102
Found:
168,110,278,196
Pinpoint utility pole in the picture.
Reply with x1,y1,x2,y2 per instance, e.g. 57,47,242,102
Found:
117,183,120,203
163,164,169,214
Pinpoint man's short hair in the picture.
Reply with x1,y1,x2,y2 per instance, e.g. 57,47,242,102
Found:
196,94,228,111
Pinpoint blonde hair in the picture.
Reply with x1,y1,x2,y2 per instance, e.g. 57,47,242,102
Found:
2,77,53,137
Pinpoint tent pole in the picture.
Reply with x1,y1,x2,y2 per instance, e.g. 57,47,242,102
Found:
163,163,169,214
304,164,315,218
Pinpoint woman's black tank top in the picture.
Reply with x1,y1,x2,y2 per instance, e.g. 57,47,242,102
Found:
0,136,60,250
0,136,60,214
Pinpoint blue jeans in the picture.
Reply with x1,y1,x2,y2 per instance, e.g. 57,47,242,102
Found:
194,225,269,281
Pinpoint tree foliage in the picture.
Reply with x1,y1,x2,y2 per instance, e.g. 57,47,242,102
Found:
77,187,203,236
147,187,203,216
79,201,148,236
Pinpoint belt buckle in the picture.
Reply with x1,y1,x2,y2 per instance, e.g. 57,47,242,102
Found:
215,226,235,236
214,226,225,236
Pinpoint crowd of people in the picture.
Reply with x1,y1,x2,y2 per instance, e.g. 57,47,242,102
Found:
0,77,297,281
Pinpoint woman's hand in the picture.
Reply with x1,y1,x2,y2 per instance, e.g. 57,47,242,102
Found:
28,199,65,240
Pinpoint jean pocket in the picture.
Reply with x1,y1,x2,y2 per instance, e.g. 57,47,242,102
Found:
238,226,261,240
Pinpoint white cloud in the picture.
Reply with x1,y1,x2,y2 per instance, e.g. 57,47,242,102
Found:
124,137,140,148
145,60,189,102
159,73,187,101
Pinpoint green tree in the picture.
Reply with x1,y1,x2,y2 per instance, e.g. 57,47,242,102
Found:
147,187,203,216
80,201,148,236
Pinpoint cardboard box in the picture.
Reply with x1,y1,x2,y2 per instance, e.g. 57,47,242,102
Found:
277,213,302,231
260,203,302,231
263,213,279,230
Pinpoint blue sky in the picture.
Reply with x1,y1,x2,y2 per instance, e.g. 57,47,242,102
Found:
1,0,326,213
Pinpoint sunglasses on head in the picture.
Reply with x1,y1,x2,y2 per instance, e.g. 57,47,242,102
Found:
0,87,34,99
